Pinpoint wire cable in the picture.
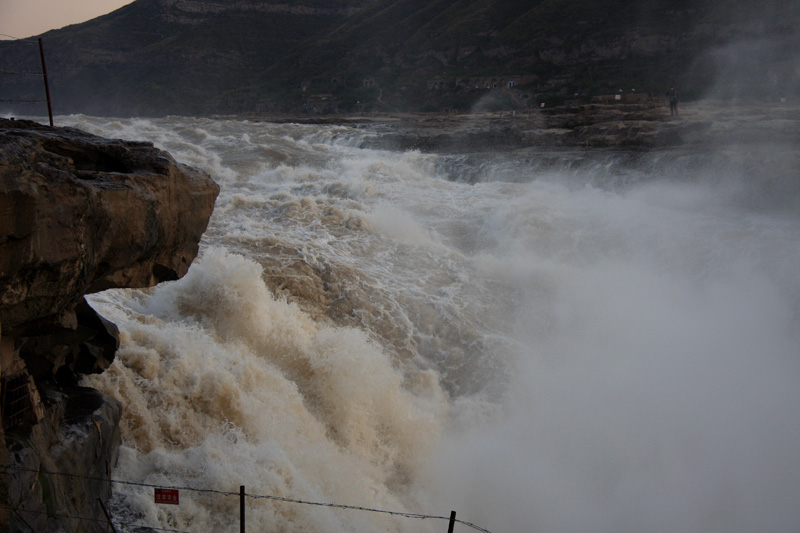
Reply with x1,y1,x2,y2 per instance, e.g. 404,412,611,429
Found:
0,503,190,533
1,464,492,532
0,69,42,76
0,34,40,43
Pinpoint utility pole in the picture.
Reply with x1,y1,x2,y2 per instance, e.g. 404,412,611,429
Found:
37,38,53,127
240,485,246,533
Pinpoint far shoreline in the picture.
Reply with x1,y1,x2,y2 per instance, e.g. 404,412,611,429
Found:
6,100,799,154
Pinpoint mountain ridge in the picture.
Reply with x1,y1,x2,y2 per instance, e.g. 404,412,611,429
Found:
1,0,798,116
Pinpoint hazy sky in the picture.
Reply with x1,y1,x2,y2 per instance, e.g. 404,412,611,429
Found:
0,0,133,40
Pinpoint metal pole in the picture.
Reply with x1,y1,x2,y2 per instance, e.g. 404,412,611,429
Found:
448,510,456,533
97,498,118,533
37,38,53,127
240,485,246,533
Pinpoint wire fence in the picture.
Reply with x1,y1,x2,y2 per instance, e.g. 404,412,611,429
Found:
0,35,53,124
1,501,193,533
1,463,492,533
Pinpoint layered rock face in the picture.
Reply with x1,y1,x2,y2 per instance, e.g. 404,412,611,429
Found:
0,118,219,532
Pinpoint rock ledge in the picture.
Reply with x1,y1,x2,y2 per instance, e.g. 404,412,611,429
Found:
0,118,219,532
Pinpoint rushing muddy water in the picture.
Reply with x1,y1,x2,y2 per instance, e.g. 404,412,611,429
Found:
52,113,800,532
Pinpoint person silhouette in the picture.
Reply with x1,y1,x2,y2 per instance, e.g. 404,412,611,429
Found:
666,87,678,116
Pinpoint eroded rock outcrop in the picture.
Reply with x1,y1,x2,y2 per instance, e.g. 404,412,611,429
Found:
0,118,219,532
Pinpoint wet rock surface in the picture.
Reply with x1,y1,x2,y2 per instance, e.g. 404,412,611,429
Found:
4,386,122,533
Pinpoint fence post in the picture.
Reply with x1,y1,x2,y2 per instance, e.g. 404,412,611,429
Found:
448,510,456,533
240,485,246,533
97,498,118,533
37,38,53,127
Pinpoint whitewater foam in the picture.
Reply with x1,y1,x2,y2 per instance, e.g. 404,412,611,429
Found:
52,113,800,532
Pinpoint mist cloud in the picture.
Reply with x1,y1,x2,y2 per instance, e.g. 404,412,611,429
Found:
429,173,800,532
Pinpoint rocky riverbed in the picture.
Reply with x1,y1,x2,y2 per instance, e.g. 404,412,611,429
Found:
247,100,800,209
278,100,800,152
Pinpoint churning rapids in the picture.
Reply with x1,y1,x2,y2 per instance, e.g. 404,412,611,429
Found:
53,114,800,532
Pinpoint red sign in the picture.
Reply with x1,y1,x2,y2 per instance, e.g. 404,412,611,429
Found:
154,488,180,505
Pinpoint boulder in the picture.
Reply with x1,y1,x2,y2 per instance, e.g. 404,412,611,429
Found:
0,118,219,334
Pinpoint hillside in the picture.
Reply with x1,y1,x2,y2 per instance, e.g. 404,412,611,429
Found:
286,0,800,111
1,0,371,115
1,0,798,116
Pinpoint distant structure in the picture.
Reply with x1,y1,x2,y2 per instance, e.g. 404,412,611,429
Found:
455,75,537,90
427,78,452,90
424,75,537,91
591,92,655,105
303,94,338,114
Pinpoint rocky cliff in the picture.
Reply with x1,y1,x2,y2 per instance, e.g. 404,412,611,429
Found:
0,118,219,532
0,0,374,116
1,0,798,116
